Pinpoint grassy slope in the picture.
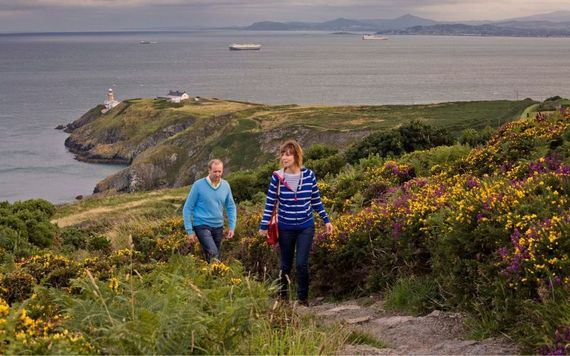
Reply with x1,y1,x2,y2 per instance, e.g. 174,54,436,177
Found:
244,99,535,132
68,97,538,193
82,98,535,148
53,100,536,237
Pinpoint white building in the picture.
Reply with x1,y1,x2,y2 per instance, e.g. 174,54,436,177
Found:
102,88,121,113
164,90,190,103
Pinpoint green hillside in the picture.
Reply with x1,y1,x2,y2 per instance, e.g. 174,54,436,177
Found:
3,98,570,353
65,97,535,194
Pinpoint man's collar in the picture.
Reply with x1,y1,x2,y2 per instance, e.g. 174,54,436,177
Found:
206,176,221,189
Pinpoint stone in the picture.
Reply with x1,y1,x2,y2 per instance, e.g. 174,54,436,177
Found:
345,316,372,324
372,316,415,328
427,310,442,318
329,305,362,312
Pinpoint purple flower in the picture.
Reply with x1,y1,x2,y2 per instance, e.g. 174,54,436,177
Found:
466,177,479,188
392,222,402,238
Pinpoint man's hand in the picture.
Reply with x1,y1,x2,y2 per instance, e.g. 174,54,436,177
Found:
227,229,235,239
188,233,197,244
325,222,334,235
258,229,268,237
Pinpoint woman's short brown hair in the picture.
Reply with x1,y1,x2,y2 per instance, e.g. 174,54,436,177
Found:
279,140,304,167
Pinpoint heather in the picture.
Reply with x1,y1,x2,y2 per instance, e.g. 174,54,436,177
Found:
2,102,570,353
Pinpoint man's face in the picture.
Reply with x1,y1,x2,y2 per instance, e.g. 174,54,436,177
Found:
209,163,224,182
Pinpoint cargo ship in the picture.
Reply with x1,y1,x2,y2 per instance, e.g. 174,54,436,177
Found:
229,43,262,50
362,34,388,40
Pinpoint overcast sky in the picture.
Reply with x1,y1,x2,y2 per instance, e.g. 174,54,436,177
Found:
1,0,569,33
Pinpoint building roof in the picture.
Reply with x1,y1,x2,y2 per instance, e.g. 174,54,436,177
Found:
167,90,187,97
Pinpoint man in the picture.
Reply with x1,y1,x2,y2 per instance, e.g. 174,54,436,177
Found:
183,159,237,263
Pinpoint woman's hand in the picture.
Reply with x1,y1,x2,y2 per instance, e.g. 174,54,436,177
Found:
258,229,268,237
325,222,333,235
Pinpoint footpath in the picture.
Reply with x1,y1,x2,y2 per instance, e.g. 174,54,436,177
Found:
302,298,519,355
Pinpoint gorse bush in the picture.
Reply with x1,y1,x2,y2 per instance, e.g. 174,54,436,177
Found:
60,227,88,250
345,120,454,164
227,107,570,352
56,255,347,354
459,126,495,147
0,199,57,258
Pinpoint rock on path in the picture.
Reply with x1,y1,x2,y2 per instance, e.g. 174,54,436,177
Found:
303,298,519,355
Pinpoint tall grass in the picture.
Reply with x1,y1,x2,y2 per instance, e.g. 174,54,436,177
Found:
56,255,348,354
384,275,444,316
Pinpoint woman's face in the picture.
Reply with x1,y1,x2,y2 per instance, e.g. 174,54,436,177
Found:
281,149,296,169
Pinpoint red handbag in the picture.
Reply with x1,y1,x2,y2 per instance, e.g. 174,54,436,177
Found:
267,210,279,246
267,173,282,246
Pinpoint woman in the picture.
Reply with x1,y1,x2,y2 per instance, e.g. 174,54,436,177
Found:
258,140,333,306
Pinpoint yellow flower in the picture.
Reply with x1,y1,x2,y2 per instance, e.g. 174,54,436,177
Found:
230,278,242,285
0,298,9,317
108,277,119,292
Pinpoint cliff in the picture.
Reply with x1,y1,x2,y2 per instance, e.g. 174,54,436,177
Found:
64,97,535,193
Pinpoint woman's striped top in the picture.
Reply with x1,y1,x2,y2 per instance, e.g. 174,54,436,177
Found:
259,167,330,231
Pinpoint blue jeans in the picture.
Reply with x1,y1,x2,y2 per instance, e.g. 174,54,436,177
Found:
194,225,224,263
278,225,315,301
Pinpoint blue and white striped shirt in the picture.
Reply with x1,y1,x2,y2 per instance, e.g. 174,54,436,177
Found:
259,167,330,231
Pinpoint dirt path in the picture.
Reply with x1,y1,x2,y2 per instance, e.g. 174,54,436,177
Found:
52,195,182,227
304,299,519,355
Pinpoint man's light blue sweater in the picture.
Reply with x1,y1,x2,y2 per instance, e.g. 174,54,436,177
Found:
183,178,237,235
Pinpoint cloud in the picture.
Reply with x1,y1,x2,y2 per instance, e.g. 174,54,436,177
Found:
0,0,569,31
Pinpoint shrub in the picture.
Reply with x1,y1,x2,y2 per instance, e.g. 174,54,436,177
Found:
399,144,471,177
0,270,36,304
86,234,111,253
11,199,56,218
226,171,259,202
345,130,403,164
0,199,56,249
132,218,190,262
60,227,88,250
399,120,454,153
21,254,81,289
384,275,443,316
345,120,454,164
306,153,346,178
459,126,495,147
58,255,347,354
304,144,339,160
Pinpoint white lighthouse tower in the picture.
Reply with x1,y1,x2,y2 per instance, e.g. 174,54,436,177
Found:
102,88,120,113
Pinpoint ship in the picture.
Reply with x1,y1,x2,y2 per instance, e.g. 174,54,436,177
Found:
229,43,261,50
362,34,388,40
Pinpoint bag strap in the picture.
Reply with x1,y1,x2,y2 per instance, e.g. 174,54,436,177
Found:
272,170,284,213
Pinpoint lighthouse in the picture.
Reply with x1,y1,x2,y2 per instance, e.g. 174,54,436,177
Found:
102,88,120,113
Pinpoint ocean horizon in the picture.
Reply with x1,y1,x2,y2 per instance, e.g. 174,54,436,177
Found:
1,30,570,203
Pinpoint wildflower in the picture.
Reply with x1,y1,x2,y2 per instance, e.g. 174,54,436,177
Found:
108,277,119,292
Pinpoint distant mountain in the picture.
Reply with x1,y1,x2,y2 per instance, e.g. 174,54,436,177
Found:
506,10,570,23
493,20,570,31
239,11,570,37
244,14,438,31
383,23,570,37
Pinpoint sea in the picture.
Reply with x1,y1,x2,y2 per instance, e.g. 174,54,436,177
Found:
1,30,570,203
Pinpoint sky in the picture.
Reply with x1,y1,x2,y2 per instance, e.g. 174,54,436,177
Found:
0,0,569,33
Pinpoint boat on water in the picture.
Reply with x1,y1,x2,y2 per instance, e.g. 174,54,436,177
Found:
362,34,388,40
140,40,158,44
229,43,261,50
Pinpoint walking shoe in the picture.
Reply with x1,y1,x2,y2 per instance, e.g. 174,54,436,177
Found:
296,299,309,307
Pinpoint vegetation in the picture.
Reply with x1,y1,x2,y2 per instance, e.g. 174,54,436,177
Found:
0,255,348,354
67,97,535,193
0,199,57,260
4,97,570,353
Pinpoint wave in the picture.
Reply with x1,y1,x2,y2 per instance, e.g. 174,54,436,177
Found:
0,165,78,174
